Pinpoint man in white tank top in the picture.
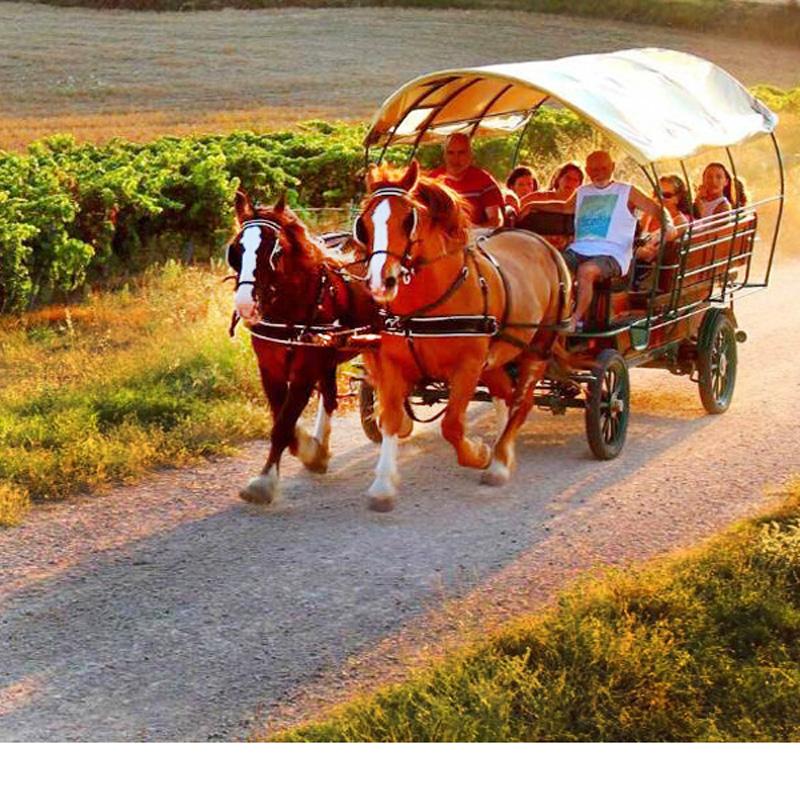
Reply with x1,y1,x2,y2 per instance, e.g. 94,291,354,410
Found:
525,151,676,329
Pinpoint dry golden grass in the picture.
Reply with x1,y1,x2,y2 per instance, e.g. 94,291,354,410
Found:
0,106,368,151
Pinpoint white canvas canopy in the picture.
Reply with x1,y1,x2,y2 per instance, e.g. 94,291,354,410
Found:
365,48,778,164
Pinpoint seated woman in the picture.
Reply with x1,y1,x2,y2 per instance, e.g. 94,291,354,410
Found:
516,162,584,249
503,165,538,223
635,174,692,264
694,162,733,218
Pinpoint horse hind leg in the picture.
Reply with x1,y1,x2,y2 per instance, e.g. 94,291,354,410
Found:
240,380,315,505
297,367,337,474
482,359,546,486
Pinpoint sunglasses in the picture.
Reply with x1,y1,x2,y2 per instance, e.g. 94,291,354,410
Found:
655,190,677,199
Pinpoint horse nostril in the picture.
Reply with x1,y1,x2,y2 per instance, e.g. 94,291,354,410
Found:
384,276,397,291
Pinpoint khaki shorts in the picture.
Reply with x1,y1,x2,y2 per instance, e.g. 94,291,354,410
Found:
563,249,623,280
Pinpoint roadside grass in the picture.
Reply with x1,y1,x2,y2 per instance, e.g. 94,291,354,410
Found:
0,261,270,526
272,482,800,742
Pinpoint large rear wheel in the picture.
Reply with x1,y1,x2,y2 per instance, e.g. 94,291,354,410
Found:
585,349,630,460
697,311,737,415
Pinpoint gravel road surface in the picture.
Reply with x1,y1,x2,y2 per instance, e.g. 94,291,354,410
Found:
1,259,798,741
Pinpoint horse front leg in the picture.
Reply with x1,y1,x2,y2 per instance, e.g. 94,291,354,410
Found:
482,359,547,486
367,360,409,512
240,380,316,505
297,364,337,474
440,359,492,470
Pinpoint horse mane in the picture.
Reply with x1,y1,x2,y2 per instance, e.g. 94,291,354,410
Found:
366,163,471,243
250,203,341,270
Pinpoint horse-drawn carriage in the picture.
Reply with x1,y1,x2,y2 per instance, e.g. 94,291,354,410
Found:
355,48,784,460
228,48,783,510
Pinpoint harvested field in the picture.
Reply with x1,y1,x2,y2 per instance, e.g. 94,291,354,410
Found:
1,3,799,147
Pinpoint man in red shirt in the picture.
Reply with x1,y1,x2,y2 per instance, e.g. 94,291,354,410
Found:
428,133,504,227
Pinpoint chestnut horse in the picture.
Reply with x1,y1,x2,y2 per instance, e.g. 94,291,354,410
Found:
230,192,379,504
355,160,571,511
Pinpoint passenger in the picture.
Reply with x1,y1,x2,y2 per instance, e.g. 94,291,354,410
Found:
519,162,584,206
636,175,692,263
694,162,733,218
428,133,504,227
524,150,677,331
517,162,584,249
504,165,538,223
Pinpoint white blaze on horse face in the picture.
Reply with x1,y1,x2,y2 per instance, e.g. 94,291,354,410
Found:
234,226,263,321
368,199,392,294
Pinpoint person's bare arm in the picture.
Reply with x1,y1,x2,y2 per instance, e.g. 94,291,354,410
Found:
629,186,677,241
521,192,577,215
485,205,503,228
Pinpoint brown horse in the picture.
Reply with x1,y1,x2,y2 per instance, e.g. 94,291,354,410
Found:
230,192,379,504
355,160,571,511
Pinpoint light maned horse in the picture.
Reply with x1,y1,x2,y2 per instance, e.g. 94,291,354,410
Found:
231,192,379,504
356,160,571,511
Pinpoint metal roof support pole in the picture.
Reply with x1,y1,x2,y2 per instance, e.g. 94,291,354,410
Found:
376,78,457,166
405,77,484,165
675,159,693,311
510,97,549,172
721,146,743,298
763,131,785,288
635,162,662,350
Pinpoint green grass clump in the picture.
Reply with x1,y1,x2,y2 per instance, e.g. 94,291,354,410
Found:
0,262,269,526
274,484,800,742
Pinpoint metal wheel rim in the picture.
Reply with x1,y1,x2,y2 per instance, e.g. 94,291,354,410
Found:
710,327,733,403
598,365,626,445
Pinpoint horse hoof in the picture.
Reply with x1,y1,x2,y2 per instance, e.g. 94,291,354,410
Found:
239,475,277,505
368,494,396,513
295,429,317,464
304,454,330,474
481,460,510,486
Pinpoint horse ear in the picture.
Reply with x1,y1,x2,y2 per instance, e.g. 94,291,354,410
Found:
273,190,287,215
235,190,254,223
400,159,420,192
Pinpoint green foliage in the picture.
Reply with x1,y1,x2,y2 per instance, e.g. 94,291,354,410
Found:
275,490,800,742
753,85,800,115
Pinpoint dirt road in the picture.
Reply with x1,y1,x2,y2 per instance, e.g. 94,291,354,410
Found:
1,257,798,741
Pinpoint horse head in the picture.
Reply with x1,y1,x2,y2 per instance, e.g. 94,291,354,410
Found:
356,160,470,304
228,190,318,323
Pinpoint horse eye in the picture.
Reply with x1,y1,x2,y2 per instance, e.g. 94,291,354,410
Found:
353,216,368,245
226,242,242,273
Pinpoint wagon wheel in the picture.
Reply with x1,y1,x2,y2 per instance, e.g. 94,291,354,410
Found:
358,380,383,444
585,349,630,460
697,310,737,415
